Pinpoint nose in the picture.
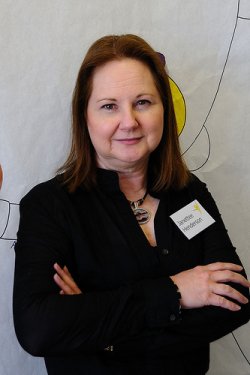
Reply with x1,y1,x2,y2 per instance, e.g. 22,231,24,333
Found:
119,106,138,130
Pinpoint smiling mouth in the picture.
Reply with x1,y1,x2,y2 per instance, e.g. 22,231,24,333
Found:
115,137,142,144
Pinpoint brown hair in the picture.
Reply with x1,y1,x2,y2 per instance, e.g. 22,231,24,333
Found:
58,34,190,191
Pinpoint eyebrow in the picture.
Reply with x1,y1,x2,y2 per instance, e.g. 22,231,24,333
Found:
97,93,155,103
97,98,117,103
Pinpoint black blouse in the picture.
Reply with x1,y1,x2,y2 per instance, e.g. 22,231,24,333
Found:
13,170,250,375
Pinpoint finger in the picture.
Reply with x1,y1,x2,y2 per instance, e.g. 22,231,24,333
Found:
211,283,249,305
211,270,250,288
54,263,67,278
54,263,77,290
54,263,82,294
208,293,242,312
63,266,72,277
205,262,243,272
54,273,75,295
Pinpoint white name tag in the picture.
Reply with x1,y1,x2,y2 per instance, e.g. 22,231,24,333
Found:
170,200,215,239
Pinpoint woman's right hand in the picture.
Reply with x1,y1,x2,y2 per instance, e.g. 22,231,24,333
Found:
170,262,250,311
53,263,82,295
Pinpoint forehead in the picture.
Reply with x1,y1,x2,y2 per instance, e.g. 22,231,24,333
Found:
90,58,157,94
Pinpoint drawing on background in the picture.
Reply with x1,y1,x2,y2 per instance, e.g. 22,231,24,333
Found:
0,199,19,241
167,51,211,171
1,0,249,245
0,76,185,245
169,77,186,136
0,2,249,375
0,164,19,242
168,4,250,364
159,51,186,136
169,0,250,175
182,0,250,173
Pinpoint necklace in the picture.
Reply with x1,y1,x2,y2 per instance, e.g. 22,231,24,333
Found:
128,192,151,225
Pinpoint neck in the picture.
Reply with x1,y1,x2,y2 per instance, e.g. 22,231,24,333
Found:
117,167,147,201
96,156,149,200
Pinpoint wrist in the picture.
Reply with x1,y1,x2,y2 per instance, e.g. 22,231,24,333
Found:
170,277,182,311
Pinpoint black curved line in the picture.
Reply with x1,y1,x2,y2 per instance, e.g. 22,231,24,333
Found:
0,199,19,206
0,200,19,239
0,201,11,239
182,0,240,157
0,198,11,203
0,237,17,241
189,126,211,172
232,332,250,367
219,5,250,366
184,2,250,362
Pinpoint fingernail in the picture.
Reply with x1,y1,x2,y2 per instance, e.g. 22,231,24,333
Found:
236,265,243,270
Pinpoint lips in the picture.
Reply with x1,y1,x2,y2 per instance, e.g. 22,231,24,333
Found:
115,137,142,144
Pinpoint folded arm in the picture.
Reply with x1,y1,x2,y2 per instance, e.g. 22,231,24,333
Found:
13,183,181,357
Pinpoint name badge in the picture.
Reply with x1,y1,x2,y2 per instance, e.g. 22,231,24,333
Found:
170,200,215,239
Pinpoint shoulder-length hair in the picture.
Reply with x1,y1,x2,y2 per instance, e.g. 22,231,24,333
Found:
58,34,190,192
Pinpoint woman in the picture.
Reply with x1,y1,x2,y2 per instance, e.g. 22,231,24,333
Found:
13,34,250,375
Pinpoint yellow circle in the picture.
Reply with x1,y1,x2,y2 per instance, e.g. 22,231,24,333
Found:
169,77,186,135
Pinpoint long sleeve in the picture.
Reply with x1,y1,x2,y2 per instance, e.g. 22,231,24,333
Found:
13,180,181,357
108,175,250,355
13,175,250,360
167,175,250,346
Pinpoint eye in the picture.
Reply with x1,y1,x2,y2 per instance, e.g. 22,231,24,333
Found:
101,103,117,111
136,99,151,108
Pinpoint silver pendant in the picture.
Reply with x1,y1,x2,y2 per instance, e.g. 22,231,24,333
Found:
133,208,151,225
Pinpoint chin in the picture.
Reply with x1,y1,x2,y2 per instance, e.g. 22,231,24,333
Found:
117,155,149,168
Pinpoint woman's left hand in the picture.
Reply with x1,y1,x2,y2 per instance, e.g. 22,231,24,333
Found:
53,263,82,295
170,262,249,311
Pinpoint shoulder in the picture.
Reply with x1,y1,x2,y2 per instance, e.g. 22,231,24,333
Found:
167,173,218,214
186,173,208,196
187,173,206,188
18,177,79,234
21,176,59,198
176,173,214,198
170,173,209,199
20,176,69,210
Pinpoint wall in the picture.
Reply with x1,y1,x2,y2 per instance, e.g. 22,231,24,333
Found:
0,1,249,373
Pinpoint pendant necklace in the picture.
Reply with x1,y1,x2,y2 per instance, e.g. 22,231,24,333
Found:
128,192,151,225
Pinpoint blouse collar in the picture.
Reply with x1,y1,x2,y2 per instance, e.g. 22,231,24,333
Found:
96,167,164,199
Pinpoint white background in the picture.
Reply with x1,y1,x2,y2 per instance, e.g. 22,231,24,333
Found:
0,1,249,374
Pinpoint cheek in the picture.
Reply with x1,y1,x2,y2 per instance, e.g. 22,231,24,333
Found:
87,121,113,147
148,117,164,148
154,126,164,147
87,113,102,138
151,112,164,138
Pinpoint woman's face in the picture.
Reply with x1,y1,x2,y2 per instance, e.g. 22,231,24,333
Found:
86,58,164,171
